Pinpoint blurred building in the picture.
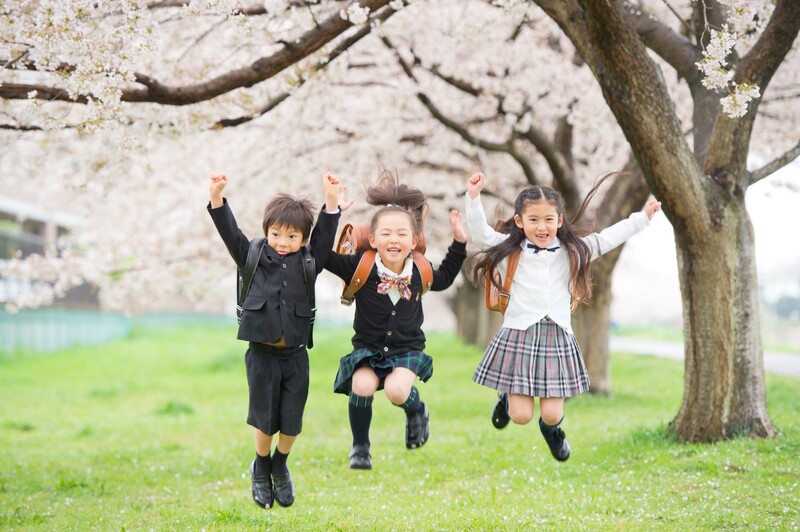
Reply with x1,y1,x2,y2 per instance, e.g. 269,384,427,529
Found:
0,192,99,308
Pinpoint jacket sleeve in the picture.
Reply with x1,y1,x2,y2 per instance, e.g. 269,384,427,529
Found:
323,250,361,282
207,198,249,269
309,208,341,275
431,240,467,291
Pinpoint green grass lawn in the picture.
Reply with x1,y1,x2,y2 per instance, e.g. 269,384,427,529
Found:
1,324,798,530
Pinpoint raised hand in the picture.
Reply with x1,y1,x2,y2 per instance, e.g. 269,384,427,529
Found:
450,209,467,243
209,173,227,208
467,172,485,199
644,198,662,220
339,185,354,212
323,172,345,212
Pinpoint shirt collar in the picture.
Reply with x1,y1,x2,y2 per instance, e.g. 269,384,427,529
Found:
521,236,562,250
375,253,414,278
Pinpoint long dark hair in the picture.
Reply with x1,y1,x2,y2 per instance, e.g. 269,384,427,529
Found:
473,173,616,311
366,169,427,236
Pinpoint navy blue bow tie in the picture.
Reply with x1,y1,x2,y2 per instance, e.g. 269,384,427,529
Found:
527,243,560,253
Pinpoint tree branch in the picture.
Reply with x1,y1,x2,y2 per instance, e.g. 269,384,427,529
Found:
625,2,699,81
0,0,393,106
210,4,397,128
748,140,800,185
704,0,800,183
381,35,540,186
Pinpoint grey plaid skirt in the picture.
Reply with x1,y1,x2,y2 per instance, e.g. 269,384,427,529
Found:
334,348,433,395
473,317,590,398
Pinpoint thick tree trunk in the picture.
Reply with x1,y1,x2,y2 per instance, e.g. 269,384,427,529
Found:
455,262,503,349
668,202,776,441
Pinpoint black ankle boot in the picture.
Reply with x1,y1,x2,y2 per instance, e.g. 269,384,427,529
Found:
405,403,429,449
492,393,510,429
539,417,570,462
349,443,372,470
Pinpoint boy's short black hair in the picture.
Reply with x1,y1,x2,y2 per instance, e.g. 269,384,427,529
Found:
262,194,316,241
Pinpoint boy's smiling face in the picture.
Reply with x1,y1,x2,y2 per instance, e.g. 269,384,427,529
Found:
369,211,418,273
267,224,306,255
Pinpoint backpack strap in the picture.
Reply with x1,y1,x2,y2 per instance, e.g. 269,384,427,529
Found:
236,237,266,324
340,250,376,305
495,248,522,314
300,245,317,348
336,223,356,254
411,251,433,295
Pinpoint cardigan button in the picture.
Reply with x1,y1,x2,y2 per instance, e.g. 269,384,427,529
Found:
383,347,388,352
282,281,288,287
387,331,392,336
282,263,287,269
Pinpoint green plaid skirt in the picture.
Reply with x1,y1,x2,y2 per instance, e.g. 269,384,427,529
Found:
333,348,433,395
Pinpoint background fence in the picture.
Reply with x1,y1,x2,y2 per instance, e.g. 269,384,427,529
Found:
0,309,232,353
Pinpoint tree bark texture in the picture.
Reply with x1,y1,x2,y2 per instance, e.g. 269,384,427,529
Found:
670,201,773,440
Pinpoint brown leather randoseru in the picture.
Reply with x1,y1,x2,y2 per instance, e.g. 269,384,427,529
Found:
485,248,521,314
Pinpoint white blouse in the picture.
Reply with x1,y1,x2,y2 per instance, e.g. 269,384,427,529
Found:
465,193,650,334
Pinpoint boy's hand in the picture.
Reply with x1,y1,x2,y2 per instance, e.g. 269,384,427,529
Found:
467,172,485,199
209,174,227,208
323,173,346,212
644,198,662,220
450,209,467,243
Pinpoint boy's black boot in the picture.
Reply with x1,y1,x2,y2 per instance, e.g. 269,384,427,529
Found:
271,451,295,507
349,443,372,470
492,393,510,429
249,459,274,509
405,403,430,449
539,417,570,462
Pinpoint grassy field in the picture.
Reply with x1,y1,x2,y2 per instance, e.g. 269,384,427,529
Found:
1,324,798,531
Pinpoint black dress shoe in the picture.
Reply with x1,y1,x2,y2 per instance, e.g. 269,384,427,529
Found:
405,403,429,449
349,443,372,470
249,459,273,509
492,393,510,429
272,467,295,507
539,417,570,462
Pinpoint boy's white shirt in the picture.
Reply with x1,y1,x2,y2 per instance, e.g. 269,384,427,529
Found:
465,192,650,334
375,253,414,305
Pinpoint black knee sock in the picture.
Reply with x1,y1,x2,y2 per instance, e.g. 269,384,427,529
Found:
272,449,289,474
349,393,373,446
398,386,423,416
254,452,271,477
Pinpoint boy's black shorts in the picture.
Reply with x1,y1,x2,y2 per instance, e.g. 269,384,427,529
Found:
244,342,309,437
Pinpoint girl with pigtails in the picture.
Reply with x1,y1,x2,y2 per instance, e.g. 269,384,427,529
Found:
325,170,467,469
465,171,661,461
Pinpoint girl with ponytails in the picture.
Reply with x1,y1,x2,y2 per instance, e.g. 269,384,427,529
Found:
465,171,661,461
326,170,467,470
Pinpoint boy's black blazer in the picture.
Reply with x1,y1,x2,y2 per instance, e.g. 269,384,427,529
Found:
208,198,340,347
